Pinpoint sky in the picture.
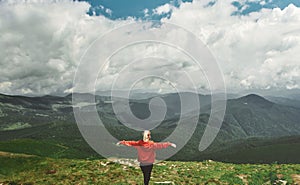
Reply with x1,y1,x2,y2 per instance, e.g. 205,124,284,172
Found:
0,0,300,96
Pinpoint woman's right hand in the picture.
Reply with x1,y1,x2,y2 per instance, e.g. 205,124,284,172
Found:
170,143,176,148
116,141,122,146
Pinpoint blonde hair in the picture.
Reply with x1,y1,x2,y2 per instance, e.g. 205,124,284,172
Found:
143,130,150,142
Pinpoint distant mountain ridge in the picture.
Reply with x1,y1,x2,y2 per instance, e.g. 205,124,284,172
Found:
266,95,300,109
0,92,299,163
1,92,299,138
224,94,300,138
236,94,274,108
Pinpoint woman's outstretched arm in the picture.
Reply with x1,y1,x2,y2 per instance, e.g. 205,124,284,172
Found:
152,142,176,149
117,140,141,146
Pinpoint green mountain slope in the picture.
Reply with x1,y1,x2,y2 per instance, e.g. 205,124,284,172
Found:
224,94,300,137
0,93,300,163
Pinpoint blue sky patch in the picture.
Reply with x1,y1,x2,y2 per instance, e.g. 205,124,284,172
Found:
232,0,300,15
80,0,192,20
79,0,300,19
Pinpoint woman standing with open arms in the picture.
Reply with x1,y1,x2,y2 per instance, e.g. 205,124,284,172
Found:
117,130,176,185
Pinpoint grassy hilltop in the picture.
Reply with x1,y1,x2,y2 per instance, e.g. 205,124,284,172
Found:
1,151,300,185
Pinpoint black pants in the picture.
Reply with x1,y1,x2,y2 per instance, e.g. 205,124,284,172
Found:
140,164,153,185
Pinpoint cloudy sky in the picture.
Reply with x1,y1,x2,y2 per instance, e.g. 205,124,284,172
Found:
0,0,300,96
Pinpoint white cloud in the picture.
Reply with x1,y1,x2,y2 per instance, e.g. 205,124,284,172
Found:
1,0,300,96
0,0,130,95
143,8,149,14
105,8,112,15
0,82,12,92
153,3,173,15
260,1,267,6
163,2,300,91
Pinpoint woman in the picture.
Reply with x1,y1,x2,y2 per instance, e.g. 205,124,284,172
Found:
117,130,176,185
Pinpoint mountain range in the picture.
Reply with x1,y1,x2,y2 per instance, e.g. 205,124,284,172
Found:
0,92,299,163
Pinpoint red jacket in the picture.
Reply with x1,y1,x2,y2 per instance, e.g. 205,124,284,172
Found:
120,140,171,164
